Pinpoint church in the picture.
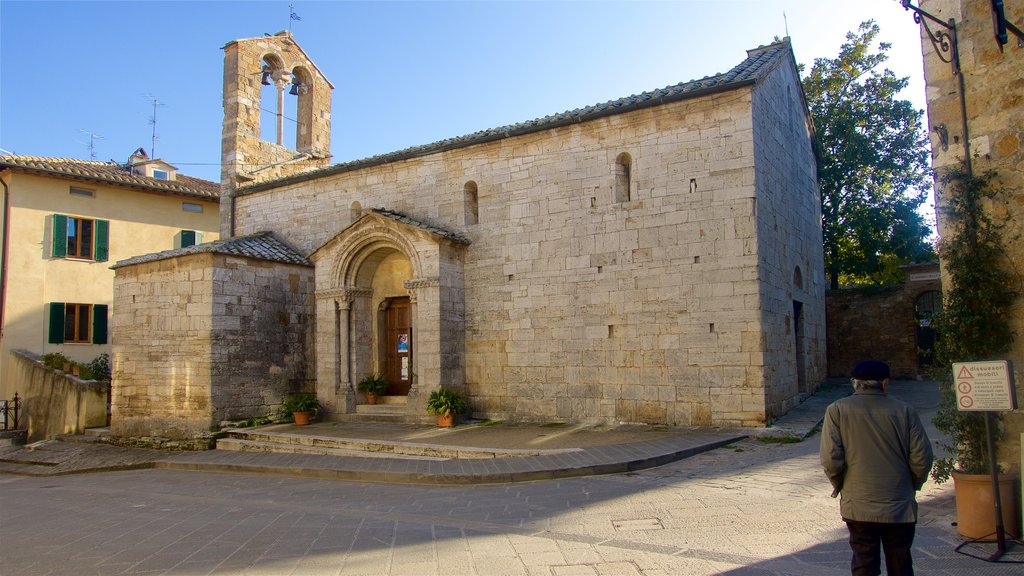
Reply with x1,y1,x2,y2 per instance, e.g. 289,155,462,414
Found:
110,31,826,440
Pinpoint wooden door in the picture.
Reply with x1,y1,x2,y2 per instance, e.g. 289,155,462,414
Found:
384,297,412,395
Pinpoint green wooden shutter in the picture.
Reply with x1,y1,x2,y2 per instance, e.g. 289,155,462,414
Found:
51,214,68,257
180,230,197,248
92,304,108,344
48,302,66,343
94,220,109,262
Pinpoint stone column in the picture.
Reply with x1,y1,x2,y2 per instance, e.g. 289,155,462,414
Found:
404,278,441,398
315,287,355,414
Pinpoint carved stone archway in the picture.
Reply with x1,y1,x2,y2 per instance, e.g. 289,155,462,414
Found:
309,209,470,418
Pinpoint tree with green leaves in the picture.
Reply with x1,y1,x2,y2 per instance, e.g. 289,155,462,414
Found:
802,21,934,289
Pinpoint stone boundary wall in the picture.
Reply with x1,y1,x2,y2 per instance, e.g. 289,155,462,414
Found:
5,349,109,442
825,275,941,379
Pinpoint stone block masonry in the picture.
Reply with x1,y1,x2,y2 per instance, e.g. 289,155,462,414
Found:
233,41,826,428
112,252,314,440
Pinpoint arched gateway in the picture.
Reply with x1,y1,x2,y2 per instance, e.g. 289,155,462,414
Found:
310,209,470,419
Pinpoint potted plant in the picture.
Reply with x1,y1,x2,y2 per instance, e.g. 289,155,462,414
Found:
930,165,1020,539
426,387,467,427
356,374,388,405
281,393,319,426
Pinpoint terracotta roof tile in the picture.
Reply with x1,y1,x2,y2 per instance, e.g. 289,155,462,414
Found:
111,231,311,269
0,155,219,200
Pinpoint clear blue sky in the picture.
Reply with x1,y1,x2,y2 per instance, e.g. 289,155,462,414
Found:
2,0,930,186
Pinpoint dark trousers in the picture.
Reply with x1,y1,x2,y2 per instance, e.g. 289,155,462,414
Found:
844,520,916,576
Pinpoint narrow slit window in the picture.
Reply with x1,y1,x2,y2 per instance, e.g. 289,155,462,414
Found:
464,181,479,225
614,152,632,203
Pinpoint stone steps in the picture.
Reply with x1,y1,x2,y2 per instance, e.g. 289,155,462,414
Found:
215,437,448,461
218,428,580,460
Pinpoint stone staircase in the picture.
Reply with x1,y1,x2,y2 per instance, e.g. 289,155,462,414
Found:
215,421,581,461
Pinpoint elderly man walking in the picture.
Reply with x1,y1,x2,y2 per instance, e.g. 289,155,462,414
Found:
820,360,934,576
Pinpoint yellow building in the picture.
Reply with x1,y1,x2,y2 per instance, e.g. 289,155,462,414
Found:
0,151,219,397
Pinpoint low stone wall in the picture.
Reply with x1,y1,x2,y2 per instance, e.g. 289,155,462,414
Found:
5,349,109,442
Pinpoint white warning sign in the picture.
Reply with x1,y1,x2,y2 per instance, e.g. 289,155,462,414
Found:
952,361,1017,412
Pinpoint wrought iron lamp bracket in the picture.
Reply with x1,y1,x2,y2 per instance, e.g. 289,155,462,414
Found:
901,0,961,73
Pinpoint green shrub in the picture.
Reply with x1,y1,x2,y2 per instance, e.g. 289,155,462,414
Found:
281,393,319,414
86,353,111,382
356,374,388,395
426,387,467,417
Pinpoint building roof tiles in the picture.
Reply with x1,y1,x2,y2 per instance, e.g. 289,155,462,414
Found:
0,155,219,200
112,231,311,269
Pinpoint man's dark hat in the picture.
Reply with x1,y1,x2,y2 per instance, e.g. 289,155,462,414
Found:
851,360,890,380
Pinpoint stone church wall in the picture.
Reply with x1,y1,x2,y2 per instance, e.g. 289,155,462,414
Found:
233,58,822,427
112,252,314,439
750,53,828,419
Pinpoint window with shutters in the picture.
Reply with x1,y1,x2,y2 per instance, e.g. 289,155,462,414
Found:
176,230,201,248
51,214,108,262
48,302,108,345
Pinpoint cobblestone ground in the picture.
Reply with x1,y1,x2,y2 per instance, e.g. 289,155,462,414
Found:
1,383,1021,575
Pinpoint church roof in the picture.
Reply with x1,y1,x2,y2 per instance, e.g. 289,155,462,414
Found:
240,39,793,195
111,231,312,269
0,155,220,200
371,208,472,244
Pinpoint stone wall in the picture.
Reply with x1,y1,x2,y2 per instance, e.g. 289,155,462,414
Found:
112,252,314,440
221,31,332,236
826,269,942,379
919,0,1024,473
751,48,828,418
6,349,109,442
234,56,824,427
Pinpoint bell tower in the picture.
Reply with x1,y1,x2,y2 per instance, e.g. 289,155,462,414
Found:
220,31,333,235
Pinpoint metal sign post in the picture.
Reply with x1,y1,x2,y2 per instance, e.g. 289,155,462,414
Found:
952,360,1018,560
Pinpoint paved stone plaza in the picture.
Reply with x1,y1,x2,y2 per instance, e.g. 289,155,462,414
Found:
1,382,1022,575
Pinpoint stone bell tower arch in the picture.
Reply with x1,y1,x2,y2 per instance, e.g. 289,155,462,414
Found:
220,31,333,236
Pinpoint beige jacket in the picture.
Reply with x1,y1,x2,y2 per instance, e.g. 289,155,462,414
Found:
820,388,934,523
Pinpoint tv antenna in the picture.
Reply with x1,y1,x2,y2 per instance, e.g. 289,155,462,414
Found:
77,130,104,160
143,94,166,158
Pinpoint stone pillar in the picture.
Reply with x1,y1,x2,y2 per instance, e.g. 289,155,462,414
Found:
404,278,441,396
315,288,355,414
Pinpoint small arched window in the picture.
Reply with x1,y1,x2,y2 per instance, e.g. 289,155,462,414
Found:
614,152,632,203
350,201,362,224
464,181,479,225
793,266,804,291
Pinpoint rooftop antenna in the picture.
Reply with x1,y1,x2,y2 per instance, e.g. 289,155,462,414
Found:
143,94,166,159
77,130,104,161
783,11,789,37
289,4,301,31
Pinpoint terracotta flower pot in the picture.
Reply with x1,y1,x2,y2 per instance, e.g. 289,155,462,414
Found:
436,412,454,428
293,411,312,426
366,393,378,405
951,471,1020,540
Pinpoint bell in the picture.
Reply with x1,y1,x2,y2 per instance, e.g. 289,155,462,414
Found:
289,82,301,95
261,71,271,86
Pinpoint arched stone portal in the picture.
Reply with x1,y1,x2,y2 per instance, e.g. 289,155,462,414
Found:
310,209,470,419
